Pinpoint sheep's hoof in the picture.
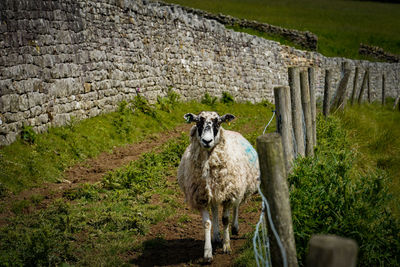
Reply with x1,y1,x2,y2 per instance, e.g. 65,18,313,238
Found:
203,256,213,263
223,243,232,254
232,226,239,236
212,234,222,245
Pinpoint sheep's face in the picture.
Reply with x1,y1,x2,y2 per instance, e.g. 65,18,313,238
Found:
184,111,235,149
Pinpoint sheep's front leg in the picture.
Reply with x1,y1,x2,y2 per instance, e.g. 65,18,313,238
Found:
211,203,221,244
232,203,240,235
222,205,232,254
201,209,213,262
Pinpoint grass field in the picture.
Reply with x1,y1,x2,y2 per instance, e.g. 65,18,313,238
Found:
163,0,400,60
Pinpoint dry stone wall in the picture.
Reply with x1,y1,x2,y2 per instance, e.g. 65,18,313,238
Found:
0,0,399,145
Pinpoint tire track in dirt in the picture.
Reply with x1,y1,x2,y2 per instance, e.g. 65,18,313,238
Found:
0,124,192,226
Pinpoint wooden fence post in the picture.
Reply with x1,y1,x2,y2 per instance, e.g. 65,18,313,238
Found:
288,67,305,157
358,69,369,104
332,65,351,111
257,133,298,267
306,235,359,267
367,70,371,103
300,70,314,156
350,67,359,105
274,86,295,171
393,96,400,110
323,69,332,117
382,74,386,106
308,67,317,147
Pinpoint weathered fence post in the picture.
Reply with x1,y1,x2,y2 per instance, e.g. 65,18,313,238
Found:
332,64,351,111
306,235,359,267
274,86,295,171
350,67,359,105
358,69,369,104
308,67,317,147
367,70,371,103
288,67,305,157
323,69,332,117
394,96,400,110
382,74,386,106
257,133,298,267
300,70,314,156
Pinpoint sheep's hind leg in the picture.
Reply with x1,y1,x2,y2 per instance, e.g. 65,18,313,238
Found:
211,203,221,245
232,202,240,236
222,204,232,254
201,209,213,262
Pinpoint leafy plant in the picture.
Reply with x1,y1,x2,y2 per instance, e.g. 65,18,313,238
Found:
288,115,400,266
157,87,181,113
201,92,218,107
221,91,235,105
20,125,37,145
132,94,157,119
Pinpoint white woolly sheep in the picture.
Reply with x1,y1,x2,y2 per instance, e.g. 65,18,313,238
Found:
177,111,260,262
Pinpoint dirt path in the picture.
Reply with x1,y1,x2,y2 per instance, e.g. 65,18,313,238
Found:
129,193,259,267
0,124,192,225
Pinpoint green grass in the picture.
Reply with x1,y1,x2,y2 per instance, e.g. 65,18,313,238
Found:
163,0,400,59
338,102,400,217
0,93,275,266
235,109,400,267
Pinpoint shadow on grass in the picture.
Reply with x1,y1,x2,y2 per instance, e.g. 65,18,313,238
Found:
130,238,206,266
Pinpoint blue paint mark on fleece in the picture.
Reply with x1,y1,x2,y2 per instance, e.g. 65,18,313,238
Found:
240,139,258,166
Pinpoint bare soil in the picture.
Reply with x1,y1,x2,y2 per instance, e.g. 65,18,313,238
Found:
128,192,259,267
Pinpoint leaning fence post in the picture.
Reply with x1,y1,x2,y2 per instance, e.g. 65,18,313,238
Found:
350,67,359,105
306,235,359,267
393,96,400,110
308,67,317,147
300,70,314,157
274,86,295,171
358,69,369,104
288,67,305,157
381,74,386,106
332,64,351,111
257,133,298,267
323,69,332,117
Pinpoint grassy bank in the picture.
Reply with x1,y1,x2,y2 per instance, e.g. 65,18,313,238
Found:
163,0,400,59
235,106,400,266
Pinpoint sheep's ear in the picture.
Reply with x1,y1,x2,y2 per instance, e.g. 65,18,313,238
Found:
184,113,199,123
220,114,235,123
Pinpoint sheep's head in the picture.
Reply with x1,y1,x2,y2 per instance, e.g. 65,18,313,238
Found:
184,111,235,149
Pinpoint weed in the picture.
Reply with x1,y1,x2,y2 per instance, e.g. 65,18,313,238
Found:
157,87,181,113
201,92,218,107
178,214,192,224
132,94,158,119
220,91,235,105
11,199,31,214
20,125,37,145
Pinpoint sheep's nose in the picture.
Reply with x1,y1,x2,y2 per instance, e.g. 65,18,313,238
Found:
202,139,212,145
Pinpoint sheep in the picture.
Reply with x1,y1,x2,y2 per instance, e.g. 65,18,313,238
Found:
177,111,260,262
